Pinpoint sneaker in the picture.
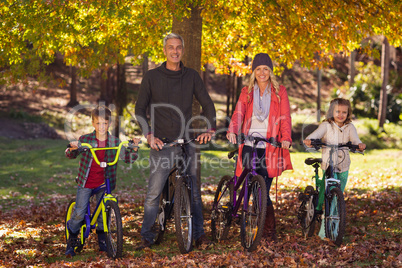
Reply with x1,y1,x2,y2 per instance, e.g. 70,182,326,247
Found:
195,234,212,249
65,230,78,257
97,230,107,252
135,238,152,251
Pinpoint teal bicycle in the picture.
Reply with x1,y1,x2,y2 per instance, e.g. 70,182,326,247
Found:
65,140,137,259
297,139,363,246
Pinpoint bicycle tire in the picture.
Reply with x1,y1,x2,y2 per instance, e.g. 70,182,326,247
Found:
65,199,85,252
211,175,233,242
298,186,318,238
174,176,193,254
105,200,123,259
325,187,346,246
240,175,267,252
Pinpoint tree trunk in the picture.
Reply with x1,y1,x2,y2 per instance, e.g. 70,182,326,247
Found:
349,50,356,87
172,4,203,187
142,52,149,77
67,65,78,107
317,68,322,122
226,73,231,127
113,63,127,137
379,36,389,128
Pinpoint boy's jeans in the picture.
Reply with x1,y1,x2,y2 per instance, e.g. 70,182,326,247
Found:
68,185,104,234
140,144,205,243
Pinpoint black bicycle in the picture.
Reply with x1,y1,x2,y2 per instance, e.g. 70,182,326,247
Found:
298,139,363,246
151,138,197,254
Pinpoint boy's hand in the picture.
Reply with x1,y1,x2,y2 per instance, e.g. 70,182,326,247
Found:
303,139,312,147
132,138,141,151
68,141,79,151
358,143,366,151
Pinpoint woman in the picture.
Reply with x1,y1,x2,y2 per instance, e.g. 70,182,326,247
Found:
227,53,293,242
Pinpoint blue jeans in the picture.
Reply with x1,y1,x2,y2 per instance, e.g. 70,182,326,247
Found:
140,144,205,243
68,185,104,234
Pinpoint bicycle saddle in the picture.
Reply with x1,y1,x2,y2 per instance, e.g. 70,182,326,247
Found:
304,158,322,166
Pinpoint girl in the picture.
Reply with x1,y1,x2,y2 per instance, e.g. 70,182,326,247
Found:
303,98,366,238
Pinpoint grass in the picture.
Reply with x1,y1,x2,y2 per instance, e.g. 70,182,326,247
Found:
1,136,401,211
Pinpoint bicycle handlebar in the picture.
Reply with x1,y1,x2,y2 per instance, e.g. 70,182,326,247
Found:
309,139,364,155
67,140,140,167
162,138,197,149
239,134,282,148
227,134,282,159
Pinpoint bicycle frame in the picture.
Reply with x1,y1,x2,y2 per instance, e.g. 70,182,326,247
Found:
219,136,278,221
67,141,134,242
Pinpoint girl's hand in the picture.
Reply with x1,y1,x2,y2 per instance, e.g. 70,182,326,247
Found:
226,133,237,144
358,143,366,151
303,139,312,147
281,140,291,150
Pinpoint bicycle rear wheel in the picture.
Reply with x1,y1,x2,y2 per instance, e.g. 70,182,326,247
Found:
211,175,233,241
105,200,123,259
325,187,346,246
298,186,318,238
65,199,85,252
174,176,193,254
240,175,267,252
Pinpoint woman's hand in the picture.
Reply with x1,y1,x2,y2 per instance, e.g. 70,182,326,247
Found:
226,133,237,144
281,140,291,150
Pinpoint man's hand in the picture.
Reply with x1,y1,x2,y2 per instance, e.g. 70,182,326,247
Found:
147,133,164,151
196,131,214,144
226,133,237,144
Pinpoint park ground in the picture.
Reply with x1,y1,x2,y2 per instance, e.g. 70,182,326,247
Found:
0,58,401,267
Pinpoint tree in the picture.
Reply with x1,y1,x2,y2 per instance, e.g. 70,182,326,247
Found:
378,36,389,128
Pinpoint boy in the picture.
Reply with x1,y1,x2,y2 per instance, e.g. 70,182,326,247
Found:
65,106,140,256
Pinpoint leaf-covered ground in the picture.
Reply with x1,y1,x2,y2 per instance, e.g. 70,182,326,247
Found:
1,182,401,267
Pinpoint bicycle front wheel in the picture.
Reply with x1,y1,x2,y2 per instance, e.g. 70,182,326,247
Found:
298,186,318,238
325,187,346,246
105,201,123,259
211,175,233,242
65,199,84,252
174,176,193,254
240,175,267,252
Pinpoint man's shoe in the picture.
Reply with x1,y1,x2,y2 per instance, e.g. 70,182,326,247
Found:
135,238,152,251
195,234,212,249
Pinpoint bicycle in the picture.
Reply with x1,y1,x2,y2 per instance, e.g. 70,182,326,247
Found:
297,139,363,246
65,140,137,259
151,138,197,254
211,134,282,252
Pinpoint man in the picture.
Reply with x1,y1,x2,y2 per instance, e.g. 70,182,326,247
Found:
135,33,216,250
